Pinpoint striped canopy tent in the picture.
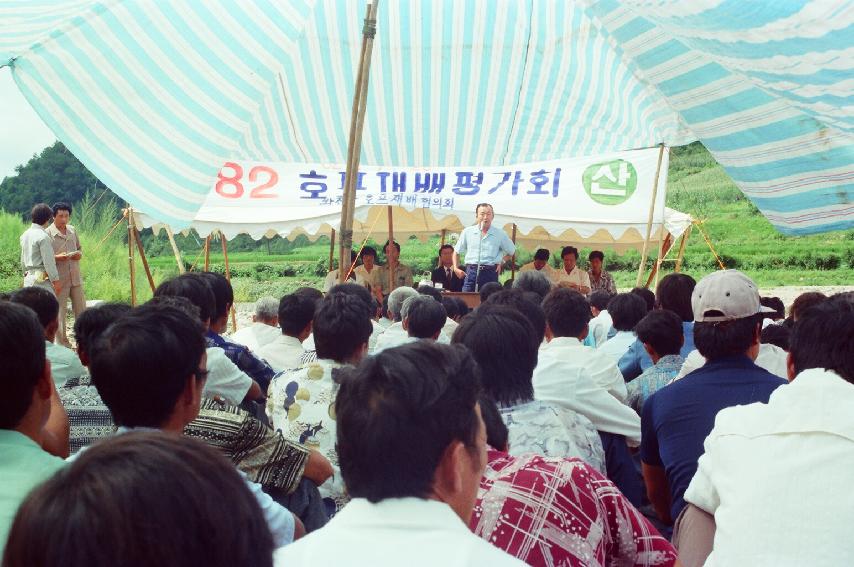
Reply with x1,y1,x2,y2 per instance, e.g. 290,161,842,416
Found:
2,0,852,236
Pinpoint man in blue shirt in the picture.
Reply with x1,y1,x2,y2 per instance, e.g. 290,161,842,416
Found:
640,270,784,527
452,203,516,292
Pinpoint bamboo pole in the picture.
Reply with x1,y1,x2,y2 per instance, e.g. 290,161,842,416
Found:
339,1,379,283
329,228,336,273
654,150,670,289
440,229,447,247
510,223,517,280
645,234,673,289
126,208,137,306
203,235,211,271
636,143,666,287
132,225,156,293
165,227,185,274
220,232,237,333
674,226,691,273
386,205,394,293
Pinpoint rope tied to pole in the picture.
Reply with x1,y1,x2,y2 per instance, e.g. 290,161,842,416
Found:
362,12,376,37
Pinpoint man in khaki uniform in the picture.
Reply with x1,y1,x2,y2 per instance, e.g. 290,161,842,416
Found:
20,203,61,296
46,202,85,347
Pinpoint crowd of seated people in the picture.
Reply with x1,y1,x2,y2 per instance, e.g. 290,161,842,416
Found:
2,241,852,567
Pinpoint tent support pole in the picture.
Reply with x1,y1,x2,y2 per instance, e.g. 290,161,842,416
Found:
203,236,211,271
510,223,517,280
440,229,446,247
645,233,673,289
636,143,666,288
132,223,156,293
674,226,691,273
165,227,185,274
386,205,394,293
329,229,336,272
654,154,670,289
339,1,379,284
126,207,137,306
220,232,237,333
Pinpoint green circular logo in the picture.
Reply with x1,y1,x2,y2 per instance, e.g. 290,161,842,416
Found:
582,160,638,205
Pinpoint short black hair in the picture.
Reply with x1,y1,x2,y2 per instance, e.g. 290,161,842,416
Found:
0,302,46,429
417,285,443,302
560,246,579,259
790,291,827,321
534,248,550,262
9,286,58,329
153,274,216,323
441,297,459,320
73,303,132,358
694,313,762,360
542,288,590,338
484,289,546,346
789,295,854,382
328,283,376,320
609,292,648,332
313,293,373,361
655,273,696,322
293,286,324,303
589,290,612,311
198,272,234,321
588,250,604,262
403,295,446,339
383,240,401,254
3,432,274,567
31,203,52,225
452,305,537,406
760,296,786,320
439,244,454,255
635,310,683,357
478,281,503,303
513,270,551,300
360,246,377,259
335,342,481,501
454,297,470,318
630,287,656,313
52,202,72,216
761,323,790,351
277,293,315,336
90,302,206,428
479,395,508,451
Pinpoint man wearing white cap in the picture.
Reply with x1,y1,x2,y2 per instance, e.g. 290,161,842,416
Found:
639,270,786,528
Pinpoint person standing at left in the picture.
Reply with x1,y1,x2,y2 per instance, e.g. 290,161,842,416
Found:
20,203,61,297
46,202,85,348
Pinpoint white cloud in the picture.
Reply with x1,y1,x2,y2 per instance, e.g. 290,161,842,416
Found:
0,68,56,180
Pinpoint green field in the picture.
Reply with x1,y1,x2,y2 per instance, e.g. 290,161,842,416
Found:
2,142,852,301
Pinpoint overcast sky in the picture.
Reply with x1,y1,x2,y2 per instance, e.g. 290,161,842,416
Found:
0,67,56,181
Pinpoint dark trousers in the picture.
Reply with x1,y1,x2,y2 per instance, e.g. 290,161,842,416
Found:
462,264,498,292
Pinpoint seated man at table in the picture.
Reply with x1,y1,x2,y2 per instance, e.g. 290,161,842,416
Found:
554,246,591,294
431,244,464,291
452,203,515,292
519,248,557,283
372,240,414,303
274,342,526,566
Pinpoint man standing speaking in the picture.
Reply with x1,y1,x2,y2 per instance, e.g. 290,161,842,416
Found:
453,203,515,292
47,202,86,347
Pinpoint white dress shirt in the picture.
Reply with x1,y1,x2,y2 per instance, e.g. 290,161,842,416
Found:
228,322,281,352
204,347,253,405
519,262,558,283
554,266,591,290
685,368,854,566
597,330,637,363
589,309,613,347
274,497,526,566
45,340,86,386
540,336,627,401
257,334,305,373
373,321,413,353
534,338,640,445
674,343,789,382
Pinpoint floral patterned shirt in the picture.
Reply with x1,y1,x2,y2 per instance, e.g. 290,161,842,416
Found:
472,450,678,567
626,355,684,415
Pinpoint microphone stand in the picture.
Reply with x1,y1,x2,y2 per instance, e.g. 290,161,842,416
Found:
475,221,484,292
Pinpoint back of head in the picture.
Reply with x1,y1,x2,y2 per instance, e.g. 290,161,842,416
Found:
761,324,790,351
759,296,785,320
387,286,418,321
89,302,206,428
542,288,590,338
630,287,655,313
9,286,58,330
478,281,503,302
153,274,216,324
635,310,683,357
313,293,373,362
253,296,279,323
31,203,52,226
0,302,46,429
589,290,612,312
3,432,273,567
790,291,827,321
452,305,537,406
417,285,442,302
335,342,481,501
402,295,446,339
484,289,546,345
293,286,324,303
198,272,234,322
73,303,132,361
454,297,470,319
512,270,552,300
608,292,648,332
789,295,854,383
655,273,696,322
441,297,460,320
328,283,376,320
277,293,316,336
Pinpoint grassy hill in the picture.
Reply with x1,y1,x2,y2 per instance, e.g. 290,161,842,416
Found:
2,142,852,301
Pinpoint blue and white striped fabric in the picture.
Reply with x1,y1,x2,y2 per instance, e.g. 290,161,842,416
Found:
2,0,852,233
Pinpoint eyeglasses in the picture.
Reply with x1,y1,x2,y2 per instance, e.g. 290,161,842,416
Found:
194,368,209,381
